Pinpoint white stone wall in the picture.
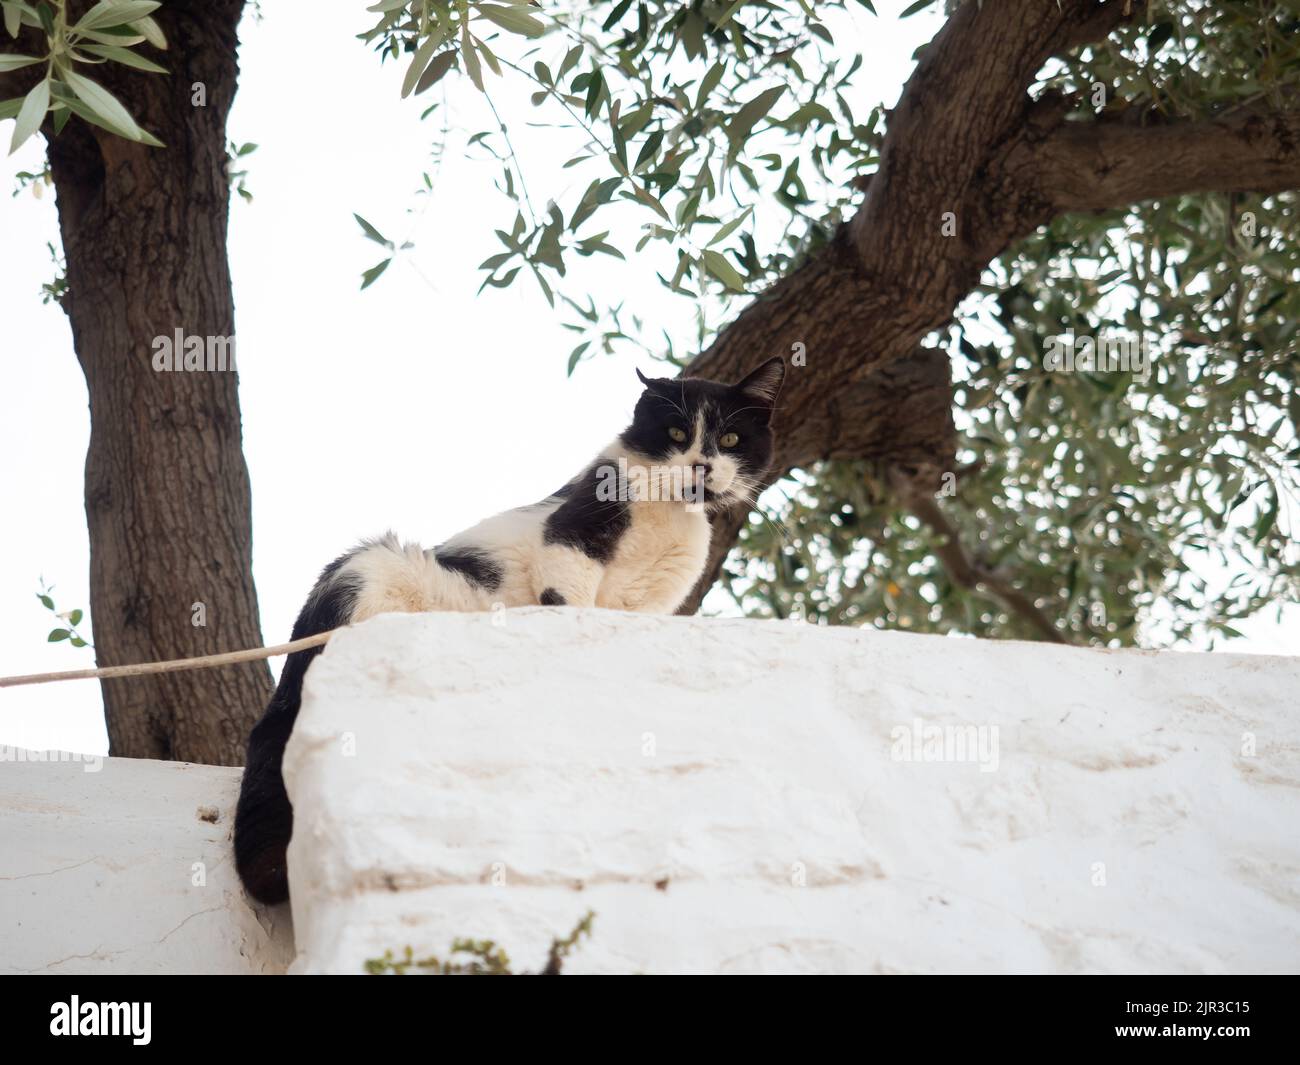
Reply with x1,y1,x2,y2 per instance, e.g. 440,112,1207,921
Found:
2,610,1296,974
0,750,292,974
283,610,1300,975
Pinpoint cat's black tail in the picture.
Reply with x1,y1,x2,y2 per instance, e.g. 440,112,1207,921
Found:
235,553,360,905
234,651,313,904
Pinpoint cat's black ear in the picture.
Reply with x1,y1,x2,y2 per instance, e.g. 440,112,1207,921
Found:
734,357,786,407
636,367,673,391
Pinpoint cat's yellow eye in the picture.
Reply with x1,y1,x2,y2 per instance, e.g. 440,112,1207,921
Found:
720,432,740,448
669,427,688,443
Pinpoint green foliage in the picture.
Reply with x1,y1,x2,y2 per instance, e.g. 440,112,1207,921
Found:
1047,0,1300,118
352,211,415,289
10,165,68,301
365,938,514,975
733,0,1300,647
10,159,46,194
37,577,91,649
358,0,880,330
38,236,66,303
226,139,257,203
1,0,168,155
364,910,595,975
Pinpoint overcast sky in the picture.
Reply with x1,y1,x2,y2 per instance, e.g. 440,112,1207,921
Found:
1,1,1294,759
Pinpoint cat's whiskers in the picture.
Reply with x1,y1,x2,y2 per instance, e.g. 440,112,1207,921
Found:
728,481,797,551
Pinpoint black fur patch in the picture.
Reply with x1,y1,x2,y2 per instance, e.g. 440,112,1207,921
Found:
544,462,631,563
433,545,504,590
234,551,360,905
539,587,566,605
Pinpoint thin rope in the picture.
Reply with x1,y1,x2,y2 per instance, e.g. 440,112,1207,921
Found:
0,629,340,689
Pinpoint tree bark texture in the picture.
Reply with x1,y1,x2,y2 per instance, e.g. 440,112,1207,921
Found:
37,0,267,763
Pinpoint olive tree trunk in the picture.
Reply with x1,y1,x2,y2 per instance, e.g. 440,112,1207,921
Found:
41,0,269,764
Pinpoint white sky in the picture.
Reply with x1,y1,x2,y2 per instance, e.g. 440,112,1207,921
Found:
0,1,1294,758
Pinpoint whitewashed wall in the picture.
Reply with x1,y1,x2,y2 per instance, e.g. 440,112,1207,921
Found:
284,611,1300,975
0,749,292,974
3,610,1297,975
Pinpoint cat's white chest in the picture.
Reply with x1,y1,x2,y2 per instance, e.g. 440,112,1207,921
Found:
596,503,712,613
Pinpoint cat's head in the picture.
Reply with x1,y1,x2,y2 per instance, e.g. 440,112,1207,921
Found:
618,356,785,510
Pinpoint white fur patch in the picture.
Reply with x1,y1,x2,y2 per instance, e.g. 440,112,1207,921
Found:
336,436,715,623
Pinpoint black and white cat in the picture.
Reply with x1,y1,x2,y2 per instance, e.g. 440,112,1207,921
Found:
234,356,785,903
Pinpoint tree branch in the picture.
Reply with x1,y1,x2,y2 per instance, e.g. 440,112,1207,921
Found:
890,470,1072,645
1025,102,1300,213
688,1,1151,415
